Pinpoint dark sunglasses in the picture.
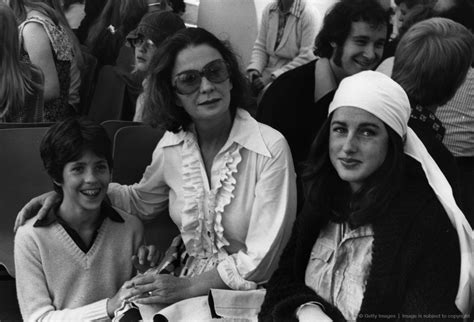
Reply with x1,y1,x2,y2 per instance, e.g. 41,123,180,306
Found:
173,59,230,95
129,37,155,50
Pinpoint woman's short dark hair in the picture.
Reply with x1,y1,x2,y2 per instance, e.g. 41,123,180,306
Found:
143,27,251,131
40,117,112,194
314,0,391,58
301,112,405,227
392,17,473,107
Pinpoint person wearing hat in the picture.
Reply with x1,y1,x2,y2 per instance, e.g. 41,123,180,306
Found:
127,10,185,73
259,71,472,321
126,10,185,122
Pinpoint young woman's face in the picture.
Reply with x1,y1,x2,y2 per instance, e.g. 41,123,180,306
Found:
171,44,233,124
134,37,157,72
329,106,389,193
58,150,110,214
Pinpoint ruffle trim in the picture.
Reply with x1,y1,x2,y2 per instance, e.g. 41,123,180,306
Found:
180,132,242,258
217,257,258,290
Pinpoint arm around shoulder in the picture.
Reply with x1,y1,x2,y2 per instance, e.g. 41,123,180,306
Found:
107,143,170,219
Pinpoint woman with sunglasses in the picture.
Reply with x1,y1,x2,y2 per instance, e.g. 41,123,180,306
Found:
16,27,297,319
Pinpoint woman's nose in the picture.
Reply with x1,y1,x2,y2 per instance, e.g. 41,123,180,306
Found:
199,76,215,93
342,134,358,153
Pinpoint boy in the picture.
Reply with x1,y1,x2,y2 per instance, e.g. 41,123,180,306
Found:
15,118,147,320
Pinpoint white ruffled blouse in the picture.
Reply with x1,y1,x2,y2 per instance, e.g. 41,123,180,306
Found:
108,109,297,289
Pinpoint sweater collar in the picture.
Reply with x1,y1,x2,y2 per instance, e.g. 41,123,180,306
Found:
158,108,272,158
34,199,124,228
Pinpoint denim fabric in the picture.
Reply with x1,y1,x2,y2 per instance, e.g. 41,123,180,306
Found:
305,221,373,320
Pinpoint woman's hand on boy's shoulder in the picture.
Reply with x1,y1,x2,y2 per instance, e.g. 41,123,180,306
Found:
14,191,60,232
132,244,162,274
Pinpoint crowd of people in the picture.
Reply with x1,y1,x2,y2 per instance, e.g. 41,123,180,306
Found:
1,0,473,320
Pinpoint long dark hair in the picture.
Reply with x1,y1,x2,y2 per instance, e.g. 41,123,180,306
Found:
301,112,405,227
143,27,251,131
0,3,43,120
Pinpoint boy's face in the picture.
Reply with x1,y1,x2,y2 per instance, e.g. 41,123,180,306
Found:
58,150,110,213
331,21,387,78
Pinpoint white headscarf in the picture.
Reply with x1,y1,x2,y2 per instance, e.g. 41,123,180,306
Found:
328,71,473,314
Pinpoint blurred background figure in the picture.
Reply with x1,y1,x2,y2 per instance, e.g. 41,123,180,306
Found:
85,0,147,67
395,0,435,25
392,17,473,223
169,0,186,16
246,0,318,97
0,2,44,123
433,0,474,225
6,0,83,121
125,10,185,122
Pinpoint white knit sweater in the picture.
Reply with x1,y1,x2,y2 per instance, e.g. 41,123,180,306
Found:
14,209,144,321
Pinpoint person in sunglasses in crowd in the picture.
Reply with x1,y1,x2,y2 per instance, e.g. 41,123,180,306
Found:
125,10,185,122
15,27,297,320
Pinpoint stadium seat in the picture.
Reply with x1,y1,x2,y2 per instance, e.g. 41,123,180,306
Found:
0,128,51,278
111,125,178,251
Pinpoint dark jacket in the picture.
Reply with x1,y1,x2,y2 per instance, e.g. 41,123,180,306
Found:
259,157,461,321
257,59,335,170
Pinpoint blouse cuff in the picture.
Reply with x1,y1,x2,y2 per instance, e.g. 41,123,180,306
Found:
295,301,325,318
217,257,258,290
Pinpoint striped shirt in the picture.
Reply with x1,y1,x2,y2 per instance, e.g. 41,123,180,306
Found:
269,0,305,50
436,68,474,157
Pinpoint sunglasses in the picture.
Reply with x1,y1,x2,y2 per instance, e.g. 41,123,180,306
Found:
130,37,156,51
173,59,230,95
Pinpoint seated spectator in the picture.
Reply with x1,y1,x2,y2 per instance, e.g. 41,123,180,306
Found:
0,3,44,123
257,0,389,208
376,3,435,75
14,118,157,320
259,71,472,321
433,0,474,226
124,11,185,122
8,0,83,121
16,28,297,321
31,0,85,112
395,0,435,25
85,0,148,67
246,0,319,96
392,18,473,216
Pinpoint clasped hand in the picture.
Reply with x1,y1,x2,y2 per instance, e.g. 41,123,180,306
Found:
128,273,193,305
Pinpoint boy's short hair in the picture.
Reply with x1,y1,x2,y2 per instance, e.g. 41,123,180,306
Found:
40,117,113,194
392,17,473,107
